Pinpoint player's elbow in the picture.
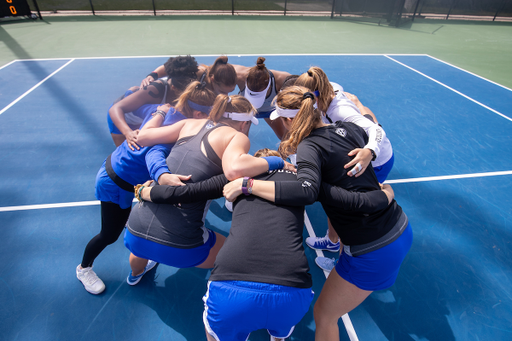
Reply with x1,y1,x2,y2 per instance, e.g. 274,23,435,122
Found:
223,168,244,181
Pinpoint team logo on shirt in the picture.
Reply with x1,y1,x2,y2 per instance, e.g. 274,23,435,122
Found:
302,180,311,188
335,128,347,137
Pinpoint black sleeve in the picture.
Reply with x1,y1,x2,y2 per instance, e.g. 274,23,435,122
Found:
318,183,390,213
274,140,323,206
150,174,228,204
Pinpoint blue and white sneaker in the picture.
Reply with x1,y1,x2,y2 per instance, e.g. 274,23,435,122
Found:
305,234,340,252
127,260,158,286
315,257,336,272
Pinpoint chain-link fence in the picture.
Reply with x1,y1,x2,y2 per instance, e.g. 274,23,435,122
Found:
6,0,512,23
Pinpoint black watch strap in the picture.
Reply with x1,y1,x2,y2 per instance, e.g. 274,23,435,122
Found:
369,149,376,161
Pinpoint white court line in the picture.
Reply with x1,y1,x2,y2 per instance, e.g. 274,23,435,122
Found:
304,212,360,341
426,54,512,92
0,59,17,70
384,170,512,184
0,59,75,116
4,53,428,63
0,200,100,212
3,170,510,213
384,55,512,123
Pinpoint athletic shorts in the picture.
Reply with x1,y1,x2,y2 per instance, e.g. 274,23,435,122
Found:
94,162,134,209
124,228,217,268
203,280,314,341
373,152,395,183
335,223,413,291
107,90,137,134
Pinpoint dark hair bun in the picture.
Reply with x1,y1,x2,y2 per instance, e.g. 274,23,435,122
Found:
256,57,266,69
165,55,198,78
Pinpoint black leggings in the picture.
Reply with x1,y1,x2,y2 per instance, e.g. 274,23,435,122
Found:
81,201,132,268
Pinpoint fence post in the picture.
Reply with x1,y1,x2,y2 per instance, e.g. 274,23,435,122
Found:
232,0,234,15
331,0,336,18
152,0,156,16
412,0,421,21
284,0,287,16
89,0,95,15
493,0,507,21
446,0,459,20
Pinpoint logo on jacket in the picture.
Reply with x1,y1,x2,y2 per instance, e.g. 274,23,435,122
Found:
335,128,347,137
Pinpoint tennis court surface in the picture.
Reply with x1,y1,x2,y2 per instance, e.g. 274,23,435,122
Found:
0,54,511,340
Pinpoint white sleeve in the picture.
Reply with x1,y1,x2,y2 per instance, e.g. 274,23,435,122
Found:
363,123,385,157
342,113,385,157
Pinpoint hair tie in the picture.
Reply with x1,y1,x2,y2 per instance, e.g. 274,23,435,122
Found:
227,97,232,103
303,92,315,101
307,70,313,77
197,81,207,90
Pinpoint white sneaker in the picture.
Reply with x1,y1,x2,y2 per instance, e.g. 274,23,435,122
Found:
315,257,336,273
76,265,105,294
225,199,233,212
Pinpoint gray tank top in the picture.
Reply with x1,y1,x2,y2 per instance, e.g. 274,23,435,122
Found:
126,121,225,249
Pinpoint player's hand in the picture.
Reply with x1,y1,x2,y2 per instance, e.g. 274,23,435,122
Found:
344,92,361,106
380,183,394,204
125,129,141,151
283,161,297,172
157,103,171,112
157,173,192,186
140,76,155,88
223,178,244,202
345,148,372,177
138,180,154,201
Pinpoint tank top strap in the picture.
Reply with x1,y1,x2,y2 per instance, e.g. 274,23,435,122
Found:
160,82,168,105
200,122,227,169
267,70,276,95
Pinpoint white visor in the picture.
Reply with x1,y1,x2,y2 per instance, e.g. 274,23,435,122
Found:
223,112,259,125
243,78,271,109
269,106,300,121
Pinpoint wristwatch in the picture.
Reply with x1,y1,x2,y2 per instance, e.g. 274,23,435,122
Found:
241,177,250,195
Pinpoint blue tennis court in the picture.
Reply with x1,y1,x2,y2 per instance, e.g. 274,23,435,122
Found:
1,54,511,341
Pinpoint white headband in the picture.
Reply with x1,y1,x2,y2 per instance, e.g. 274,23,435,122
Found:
269,105,300,120
244,78,271,109
275,106,300,118
223,112,259,125
245,77,271,96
